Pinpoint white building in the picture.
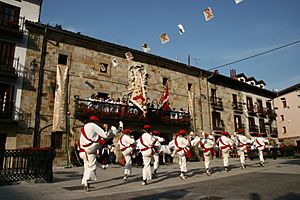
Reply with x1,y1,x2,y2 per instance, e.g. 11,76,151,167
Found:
274,83,300,146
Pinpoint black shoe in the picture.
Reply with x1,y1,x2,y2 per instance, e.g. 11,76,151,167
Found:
123,175,128,181
241,164,246,170
260,161,264,167
153,170,158,178
206,169,211,176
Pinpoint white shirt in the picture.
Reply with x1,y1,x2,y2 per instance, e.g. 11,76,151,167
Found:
80,122,108,146
118,134,135,150
236,134,251,151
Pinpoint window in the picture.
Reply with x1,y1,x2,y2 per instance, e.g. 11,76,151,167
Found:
163,77,168,86
234,115,242,130
0,2,20,25
58,54,68,65
212,111,224,130
257,99,263,110
246,96,254,110
280,115,284,121
232,94,238,104
282,100,287,108
259,119,265,133
99,63,108,73
282,126,287,134
51,132,63,149
0,41,16,68
188,83,192,92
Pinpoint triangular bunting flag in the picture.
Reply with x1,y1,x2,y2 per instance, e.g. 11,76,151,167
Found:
203,7,214,21
160,33,170,44
178,24,185,35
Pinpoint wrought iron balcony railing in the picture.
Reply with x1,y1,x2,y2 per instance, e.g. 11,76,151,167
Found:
74,98,191,126
210,97,223,111
0,57,20,79
249,125,259,133
232,102,244,113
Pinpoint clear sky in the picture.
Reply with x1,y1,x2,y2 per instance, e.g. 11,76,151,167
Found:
40,0,300,91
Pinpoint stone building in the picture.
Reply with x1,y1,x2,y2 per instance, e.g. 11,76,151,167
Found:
0,0,41,150
11,21,278,165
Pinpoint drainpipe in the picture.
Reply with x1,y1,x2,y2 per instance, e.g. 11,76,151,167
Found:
33,27,47,147
198,72,203,130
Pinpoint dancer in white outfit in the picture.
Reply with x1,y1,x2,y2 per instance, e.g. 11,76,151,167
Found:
152,130,165,178
118,128,135,181
78,116,117,192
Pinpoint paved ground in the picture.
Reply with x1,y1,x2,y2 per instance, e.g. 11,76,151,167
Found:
0,158,299,200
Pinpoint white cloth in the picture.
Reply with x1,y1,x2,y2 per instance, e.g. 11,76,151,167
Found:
118,134,135,175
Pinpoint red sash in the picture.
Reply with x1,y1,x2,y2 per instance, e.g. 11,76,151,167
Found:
174,136,191,158
237,139,246,148
200,140,210,153
256,139,263,148
120,135,135,151
219,137,231,150
140,135,154,155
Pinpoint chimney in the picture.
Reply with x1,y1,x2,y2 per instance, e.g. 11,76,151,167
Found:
230,69,237,79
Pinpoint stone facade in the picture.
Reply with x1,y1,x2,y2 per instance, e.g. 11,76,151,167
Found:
15,22,278,165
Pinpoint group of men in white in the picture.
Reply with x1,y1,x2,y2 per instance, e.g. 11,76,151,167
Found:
78,115,269,192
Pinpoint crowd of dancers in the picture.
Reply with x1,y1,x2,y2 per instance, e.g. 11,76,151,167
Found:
77,115,270,192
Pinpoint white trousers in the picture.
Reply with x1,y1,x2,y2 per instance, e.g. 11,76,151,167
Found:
178,155,187,173
222,150,229,167
153,153,159,171
142,155,152,180
123,153,132,175
79,152,97,186
203,153,211,169
258,149,264,163
239,149,246,164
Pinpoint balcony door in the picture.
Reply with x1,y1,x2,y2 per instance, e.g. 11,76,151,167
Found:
0,41,15,69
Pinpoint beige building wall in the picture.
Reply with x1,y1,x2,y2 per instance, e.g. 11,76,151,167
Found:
274,88,300,145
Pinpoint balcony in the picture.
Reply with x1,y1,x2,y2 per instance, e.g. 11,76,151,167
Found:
249,125,259,133
247,105,257,116
232,102,244,113
265,108,277,119
212,120,225,131
235,124,246,132
0,16,25,39
0,57,20,81
210,97,223,111
74,97,191,127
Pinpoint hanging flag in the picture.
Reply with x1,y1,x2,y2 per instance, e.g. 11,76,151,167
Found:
130,71,147,115
235,0,244,4
125,52,134,60
160,33,170,44
158,81,170,111
111,57,119,67
142,43,151,53
178,24,185,35
53,64,69,131
188,89,195,125
203,7,214,21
